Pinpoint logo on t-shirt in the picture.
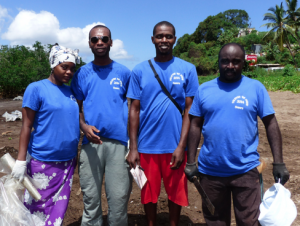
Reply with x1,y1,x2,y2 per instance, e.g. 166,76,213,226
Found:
70,95,77,102
169,72,184,85
110,78,123,90
232,96,249,110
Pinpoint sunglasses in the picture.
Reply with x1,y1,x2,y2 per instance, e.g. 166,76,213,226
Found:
90,36,110,44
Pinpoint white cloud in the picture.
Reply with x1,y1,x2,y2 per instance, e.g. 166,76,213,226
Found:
111,39,132,59
0,5,12,32
1,9,132,61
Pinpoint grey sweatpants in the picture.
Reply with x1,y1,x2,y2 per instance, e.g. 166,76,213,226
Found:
79,137,132,226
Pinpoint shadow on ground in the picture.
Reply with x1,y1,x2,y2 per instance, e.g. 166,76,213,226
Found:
65,214,207,226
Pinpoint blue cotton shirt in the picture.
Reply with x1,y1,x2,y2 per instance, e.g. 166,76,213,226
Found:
22,79,80,162
127,57,199,154
71,61,130,145
189,76,275,177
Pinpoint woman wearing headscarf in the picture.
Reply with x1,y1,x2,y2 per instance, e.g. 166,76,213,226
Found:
11,44,81,226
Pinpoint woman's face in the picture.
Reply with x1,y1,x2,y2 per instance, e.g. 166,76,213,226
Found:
52,62,76,85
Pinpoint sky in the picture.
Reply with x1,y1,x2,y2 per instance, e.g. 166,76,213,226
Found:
0,0,286,69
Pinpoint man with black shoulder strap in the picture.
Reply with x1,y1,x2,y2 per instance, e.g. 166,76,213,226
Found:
126,21,199,226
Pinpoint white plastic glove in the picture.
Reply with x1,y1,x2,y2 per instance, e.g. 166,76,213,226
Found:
11,160,27,182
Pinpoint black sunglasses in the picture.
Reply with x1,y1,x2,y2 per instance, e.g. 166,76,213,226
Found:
90,36,110,44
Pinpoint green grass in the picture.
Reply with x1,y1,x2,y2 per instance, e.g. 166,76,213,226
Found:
198,70,300,93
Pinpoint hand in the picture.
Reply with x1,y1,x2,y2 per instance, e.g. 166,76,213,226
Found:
81,124,102,144
184,162,199,182
126,148,140,169
170,146,185,170
272,162,290,185
11,160,27,182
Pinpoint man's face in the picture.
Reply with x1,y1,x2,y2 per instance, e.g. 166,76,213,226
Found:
89,27,112,57
219,45,244,83
152,25,176,55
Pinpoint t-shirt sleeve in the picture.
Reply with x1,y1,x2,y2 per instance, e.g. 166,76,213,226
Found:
257,83,275,119
189,87,202,117
126,70,141,100
71,69,84,101
123,68,131,92
185,66,199,97
22,83,41,111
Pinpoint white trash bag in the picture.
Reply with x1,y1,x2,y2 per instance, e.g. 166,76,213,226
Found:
0,175,40,226
2,111,22,122
0,154,43,226
259,182,297,226
13,96,23,101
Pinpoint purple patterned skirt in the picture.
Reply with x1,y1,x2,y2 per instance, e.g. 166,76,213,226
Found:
24,155,76,226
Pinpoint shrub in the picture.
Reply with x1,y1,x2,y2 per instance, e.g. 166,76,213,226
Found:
283,64,296,77
0,41,85,97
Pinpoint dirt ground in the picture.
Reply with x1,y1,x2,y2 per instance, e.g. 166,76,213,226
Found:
0,91,300,226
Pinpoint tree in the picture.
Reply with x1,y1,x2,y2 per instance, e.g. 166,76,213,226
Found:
285,0,300,45
261,2,297,67
0,41,86,97
217,27,239,45
191,13,235,43
223,9,250,28
173,34,192,57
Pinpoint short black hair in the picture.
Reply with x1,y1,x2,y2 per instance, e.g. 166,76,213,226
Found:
218,43,245,60
153,21,176,36
89,25,112,39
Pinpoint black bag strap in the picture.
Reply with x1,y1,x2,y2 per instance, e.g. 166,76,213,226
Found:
148,60,183,115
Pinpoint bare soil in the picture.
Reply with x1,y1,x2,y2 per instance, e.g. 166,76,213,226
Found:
0,91,299,226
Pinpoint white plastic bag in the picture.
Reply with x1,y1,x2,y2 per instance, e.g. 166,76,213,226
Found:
0,154,43,226
2,111,22,122
13,96,23,101
0,175,37,226
259,182,297,226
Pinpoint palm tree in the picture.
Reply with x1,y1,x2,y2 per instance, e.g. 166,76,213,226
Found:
285,0,300,45
261,2,297,67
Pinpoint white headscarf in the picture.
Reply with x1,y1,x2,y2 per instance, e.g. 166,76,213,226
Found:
49,44,80,69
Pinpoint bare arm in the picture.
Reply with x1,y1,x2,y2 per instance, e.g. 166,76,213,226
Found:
184,115,204,182
187,115,204,164
262,114,283,163
17,107,36,161
127,99,140,169
170,96,194,169
77,100,102,144
262,113,290,184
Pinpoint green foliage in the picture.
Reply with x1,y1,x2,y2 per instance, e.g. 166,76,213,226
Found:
257,71,300,93
0,41,86,97
0,42,51,97
223,9,250,28
198,69,300,93
257,56,268,64
283,64,297,76
264,42,280,60
217,27,239,45
174,6,300,75
173,34,191,57
191,13,235,43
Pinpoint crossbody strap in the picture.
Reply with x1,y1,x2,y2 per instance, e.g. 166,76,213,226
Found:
148,60,183,115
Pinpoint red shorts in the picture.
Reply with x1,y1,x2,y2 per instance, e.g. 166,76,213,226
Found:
139,152,188,206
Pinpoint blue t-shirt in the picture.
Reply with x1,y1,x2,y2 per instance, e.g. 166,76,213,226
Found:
127,57,199,154
22,79,80,162
71,61,130,145
189,76,275,177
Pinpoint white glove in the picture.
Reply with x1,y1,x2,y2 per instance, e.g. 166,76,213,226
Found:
11,160,27,182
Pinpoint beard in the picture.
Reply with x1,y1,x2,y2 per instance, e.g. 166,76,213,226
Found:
91,45,110,58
